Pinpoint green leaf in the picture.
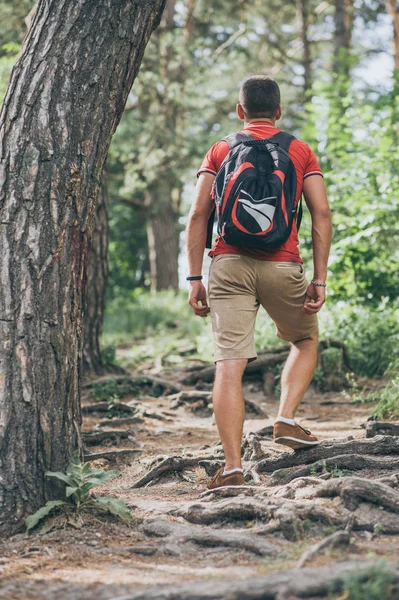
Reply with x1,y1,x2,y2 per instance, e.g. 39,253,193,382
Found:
66,486,79,498
93,496,132,521
45,471,73,486
84,470,120,484
25,500,66,532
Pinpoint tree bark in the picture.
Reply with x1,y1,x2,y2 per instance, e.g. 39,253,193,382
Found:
147,199,180,292
82,181,109,377
0,0,166,529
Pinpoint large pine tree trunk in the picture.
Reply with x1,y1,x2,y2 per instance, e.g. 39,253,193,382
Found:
82,182,109,377
0,0,166,530
147,201,180,292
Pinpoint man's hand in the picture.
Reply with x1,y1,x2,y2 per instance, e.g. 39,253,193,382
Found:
188,281,210,317
302,282,326,314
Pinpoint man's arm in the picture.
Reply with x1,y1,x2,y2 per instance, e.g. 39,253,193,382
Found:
302,175,332,315
186,173,215,317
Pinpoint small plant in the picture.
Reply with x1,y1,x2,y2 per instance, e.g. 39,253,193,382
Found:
331,561,397,600
373,522,384,535
327,466,351,478
101,345,117,366
370,373,399,419
25,451,131,532
90,378,121,401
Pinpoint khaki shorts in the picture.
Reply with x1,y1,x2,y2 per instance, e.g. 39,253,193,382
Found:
208,254,318,363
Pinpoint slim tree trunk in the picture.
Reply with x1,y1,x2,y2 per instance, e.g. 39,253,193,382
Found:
82,182,109,377
297,0,312,100
0,0,166,530
333,0,354,74
386,0,399,70
147,201,180,292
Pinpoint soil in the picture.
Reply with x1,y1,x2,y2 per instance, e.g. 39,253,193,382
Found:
1,354,399,600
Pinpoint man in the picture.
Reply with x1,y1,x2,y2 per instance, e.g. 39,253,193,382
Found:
186,76,332,490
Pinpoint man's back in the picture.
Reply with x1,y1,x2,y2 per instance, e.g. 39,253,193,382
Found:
198,121,323,263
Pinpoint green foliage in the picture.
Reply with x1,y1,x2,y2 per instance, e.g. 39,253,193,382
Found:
331,561,397,600
319,302,399,377
101,345,117,366
25,500,66,532
25,452,131,531
370,373,399,419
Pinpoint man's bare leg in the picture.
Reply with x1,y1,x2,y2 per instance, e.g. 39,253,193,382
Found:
278,334,318,419
213,358,247,470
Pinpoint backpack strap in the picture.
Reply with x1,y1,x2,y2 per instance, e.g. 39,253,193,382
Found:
223,130,253,149
266,131,303,232
205,131,253,249
266,131,296,152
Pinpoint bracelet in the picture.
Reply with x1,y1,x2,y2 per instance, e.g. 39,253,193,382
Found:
311,279,327,287
186,275,203,281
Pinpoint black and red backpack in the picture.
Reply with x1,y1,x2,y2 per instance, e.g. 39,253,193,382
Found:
206,131,302,250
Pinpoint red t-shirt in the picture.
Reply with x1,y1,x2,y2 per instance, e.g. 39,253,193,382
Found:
198,122,323,262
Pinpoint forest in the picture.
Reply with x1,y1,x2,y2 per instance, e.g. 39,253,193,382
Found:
0,0,399,598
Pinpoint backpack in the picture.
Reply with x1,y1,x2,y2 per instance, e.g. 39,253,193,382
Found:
206,131,302,250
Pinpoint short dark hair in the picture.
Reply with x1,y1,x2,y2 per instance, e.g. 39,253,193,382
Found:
239,76,281,119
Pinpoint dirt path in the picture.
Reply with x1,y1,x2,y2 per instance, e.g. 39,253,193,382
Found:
1,358,399,599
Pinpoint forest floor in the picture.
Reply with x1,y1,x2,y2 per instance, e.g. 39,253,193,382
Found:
1,348,399,600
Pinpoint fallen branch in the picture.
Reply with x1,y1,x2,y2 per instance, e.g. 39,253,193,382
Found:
296,529,351,568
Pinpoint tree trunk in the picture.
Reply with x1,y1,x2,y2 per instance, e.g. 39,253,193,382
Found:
297,0,312,100
333,0,354,74
147,200,180,292
0,0,166,530
82,182,109,377
386,0,399,70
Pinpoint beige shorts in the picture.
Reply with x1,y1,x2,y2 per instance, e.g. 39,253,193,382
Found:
208,254,318,363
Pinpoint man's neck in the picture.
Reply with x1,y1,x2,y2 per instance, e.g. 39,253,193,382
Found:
244,117,276,127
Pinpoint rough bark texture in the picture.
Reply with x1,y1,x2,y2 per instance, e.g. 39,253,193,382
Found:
0,0,167,528
82,181,109,376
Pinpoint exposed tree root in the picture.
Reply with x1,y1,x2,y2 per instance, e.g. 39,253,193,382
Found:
141,519,281,557
131,455,212,488
109,560,399,600
98,415,144,427
84,448,142,462
257,435,399,473
315,476,399,512
180,348,289,384
81,401,136,416
366,421,399,438
267,453,399,486
82,429,134,446
82,374,181,397
175,495,343,540
168,390,266,418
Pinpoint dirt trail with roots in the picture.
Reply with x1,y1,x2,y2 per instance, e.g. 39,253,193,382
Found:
1,349,399,600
